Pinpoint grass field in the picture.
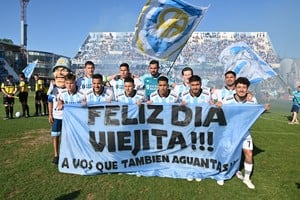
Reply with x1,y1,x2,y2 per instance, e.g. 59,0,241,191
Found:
0,93,299,199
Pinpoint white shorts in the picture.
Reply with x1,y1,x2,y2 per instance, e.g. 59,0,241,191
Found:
242,134,253,150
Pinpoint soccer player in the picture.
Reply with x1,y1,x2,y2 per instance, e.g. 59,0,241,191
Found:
149,76,179,104
109,63,143,99
18,73,30,117
58,74,85,106
85,74,115,103
76,60,95,91
48,57,70,165
116,77,146,104
221,77,269,189
1,75,17,119
173,67,193,97
181,75,212,105
288,85,300,124
212,71,236,106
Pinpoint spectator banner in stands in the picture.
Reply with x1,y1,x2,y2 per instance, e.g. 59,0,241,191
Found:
133,0,208,61
219,41,277,84
59,103,265,180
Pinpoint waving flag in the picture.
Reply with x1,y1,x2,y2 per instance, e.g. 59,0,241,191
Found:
133,0,208,61
22,60,38,81
218,42,277,84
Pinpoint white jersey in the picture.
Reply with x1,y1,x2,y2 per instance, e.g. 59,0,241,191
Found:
222,94,257,105
212,87,235,102
85,87,115,103
110,77,143,99
117,90,146,104
181,87,211,104
150,89,179,103
59,89,85,104
48,87,67,119
76,76,93,91
174,83,189,97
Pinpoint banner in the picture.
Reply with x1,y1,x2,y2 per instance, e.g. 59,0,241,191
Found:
59,103,265,180
218,41,277,84
133,0,208,61
22,60,38,81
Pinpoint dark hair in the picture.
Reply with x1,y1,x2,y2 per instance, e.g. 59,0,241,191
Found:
181,67,193,75
65,73,76,81
189,75,201,83
235,77,250,87
92,73,103,81
149,60,159,67
124,77,134,84
158,76,168,83
85,61,95,68
224,70,236,77
120,63,129,70
19,73,25,78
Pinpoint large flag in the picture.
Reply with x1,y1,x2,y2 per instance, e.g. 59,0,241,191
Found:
22,60,38,81
133,0,208,61
218,41,277,84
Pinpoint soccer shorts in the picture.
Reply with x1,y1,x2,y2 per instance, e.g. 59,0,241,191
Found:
242,135,253,150
291,104,299,113
51,118,62,137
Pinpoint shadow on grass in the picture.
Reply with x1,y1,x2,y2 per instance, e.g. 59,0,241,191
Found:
296,182,300,189
239,143,265,170
55,190,81,200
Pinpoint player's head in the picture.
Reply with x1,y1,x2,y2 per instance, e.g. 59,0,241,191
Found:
65,73,76,92
119,63,130,79
84,61,95,78
92,74,104,94
148,60,159,77
157,76,169,97
19,73,25,80
124,77,135,96
181,67,193,84
224,71,236,88
189,75,202,96
234,77,250,98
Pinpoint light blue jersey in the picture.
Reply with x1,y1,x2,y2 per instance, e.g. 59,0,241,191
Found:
174,83,189,97
140,73,161,100
150,89,179,103
181,87,211,104
85,87,115,103
117,90,146,104
59,89,85,104
76,76,93,91
292,90,300,106
110,77,143,99
212,87,235,102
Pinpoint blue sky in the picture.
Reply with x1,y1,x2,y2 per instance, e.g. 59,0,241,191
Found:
1,0,299,59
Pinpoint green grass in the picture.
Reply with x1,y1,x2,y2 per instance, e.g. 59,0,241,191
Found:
1,94,299,199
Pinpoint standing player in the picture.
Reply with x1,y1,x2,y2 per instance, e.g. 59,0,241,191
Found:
33,74,45,116
288,84,300,124
58,74,85,106
76,60,95,91
85,74,115,103
108,63,143,99
48,57,70,165
117,77,146,104
221,77,270,189
181,75,212,105
174,67,193,97
149,76,179,104
1,75,18,119
18,73,30,117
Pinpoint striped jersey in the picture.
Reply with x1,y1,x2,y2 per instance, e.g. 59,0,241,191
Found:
117,90,146,104
181,87,211,104
109,77,143,99
150,89,179,103
174,83,189,97
222,94,257,105
212,87,235,102
48,86,67,119
85,87,115,103
59,89,85,104
76,76,93,91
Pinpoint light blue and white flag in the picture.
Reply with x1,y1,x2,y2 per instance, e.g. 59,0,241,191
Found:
133,0,208,61
218,41,277,84
22,60,38,81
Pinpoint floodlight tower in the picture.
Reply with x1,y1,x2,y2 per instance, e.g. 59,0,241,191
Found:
20,0,30,50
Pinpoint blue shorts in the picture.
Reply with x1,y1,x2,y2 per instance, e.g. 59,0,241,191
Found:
51,119,62,137
291,105,300,113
